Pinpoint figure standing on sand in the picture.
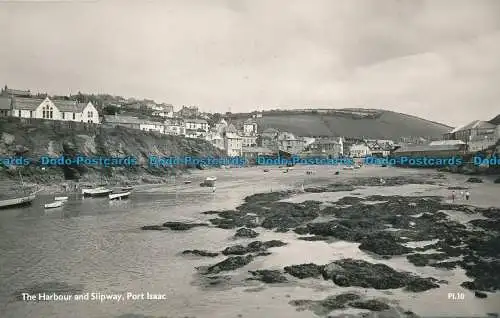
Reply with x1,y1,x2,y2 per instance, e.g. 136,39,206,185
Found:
465,191,470,200
460,191,465,200
451,191,456,202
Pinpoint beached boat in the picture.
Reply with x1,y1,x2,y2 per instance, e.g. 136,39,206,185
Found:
184,180,192,184
202,177,217,187
82,187,113,197
54,196,68,201
44,200,64,209
343,166,354,170
0,193,37,209
109,191,131,200
121,186,134,191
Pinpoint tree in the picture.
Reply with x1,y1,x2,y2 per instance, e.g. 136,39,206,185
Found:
103,105,119,115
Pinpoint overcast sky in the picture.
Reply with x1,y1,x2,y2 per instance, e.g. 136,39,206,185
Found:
1,0,499,127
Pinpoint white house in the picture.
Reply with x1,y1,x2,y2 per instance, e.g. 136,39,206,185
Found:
152,103,174,118
185,118,209,131
223,124,243,157
164,118,185,136
140,121,164,134
205,131,225,150
243,118,258,136
349,143,371,157
11,97,100,123
0,97,11,117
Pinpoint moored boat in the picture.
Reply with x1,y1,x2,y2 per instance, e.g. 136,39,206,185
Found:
0,193,37,209
54,196,68,201
121,186,134,191
109,191,131,200
44,200,64,209
82,187,113,197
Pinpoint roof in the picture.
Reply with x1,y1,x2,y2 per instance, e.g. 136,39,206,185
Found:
0,97,12,110
3,88,31,96
262,128,279,134
394,144,464,153
12,97,44,110
428,140,466,146
225,132,241,139
242,147,274,154
278,132,299,140
451,120,496,133
104,115,144,125
185,118,207,124
52,100,87,112
244,118,256,124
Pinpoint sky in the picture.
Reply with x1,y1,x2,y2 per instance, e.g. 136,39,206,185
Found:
1,0,499,127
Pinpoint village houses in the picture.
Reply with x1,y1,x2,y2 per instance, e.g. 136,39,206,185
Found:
241,118,258,147
184,118,209,138
164,117,185,136
443,120,500,153
349,142,372,157
103,115,163,133
151,103,174,118
223,123,243,157
307,137,344,157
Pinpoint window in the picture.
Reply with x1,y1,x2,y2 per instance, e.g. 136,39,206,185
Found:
18,110,21,117
62,112,65,119
30,111,33,118
42,105,53,119
88,111,92,118
73,113,75,120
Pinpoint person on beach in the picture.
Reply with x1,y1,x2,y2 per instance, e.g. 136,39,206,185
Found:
451,191,456,202
460,191,464,200
465,191,470,200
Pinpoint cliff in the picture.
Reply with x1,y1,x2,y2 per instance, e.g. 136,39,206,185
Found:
0,118,223,186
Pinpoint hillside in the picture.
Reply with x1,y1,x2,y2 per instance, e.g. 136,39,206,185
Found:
233,109,451,139
489,114,500,125
0,118,222,186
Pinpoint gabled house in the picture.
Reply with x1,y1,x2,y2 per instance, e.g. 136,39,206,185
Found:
308,138,343,157
223,124,243,157
349,143,371,158
10,97,100,123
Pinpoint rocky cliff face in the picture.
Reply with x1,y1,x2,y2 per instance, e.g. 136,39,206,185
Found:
0,118,223,185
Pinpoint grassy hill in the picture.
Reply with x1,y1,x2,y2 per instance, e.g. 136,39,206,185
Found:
232,109,451,139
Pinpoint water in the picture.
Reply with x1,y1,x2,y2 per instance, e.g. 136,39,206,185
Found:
0,166,499,318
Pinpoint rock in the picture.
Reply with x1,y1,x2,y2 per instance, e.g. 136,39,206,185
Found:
161,221,208,231
182,250,219,257
284,263,324,279
205,255,254,274
474,291,488,298
406,253,450,267
289,293,361,316
235,227,259,238
466,177,483,183
349,299,390,311
1,132,15,145
359,235,412,256
320,259,439,291
222,240,287,255
141,225,167,231
494,177,500,184
248,270,288,283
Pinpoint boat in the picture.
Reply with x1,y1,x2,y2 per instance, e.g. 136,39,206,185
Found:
353,164,361,169
203,177,217,187
44,201,64,209
334,171,340,175
184,180,192,184
263,169,269,172
109,191,131,200
54,196,68,201
121,186,134,191
0,193,37,209
343,166,354,170
0,170,39,209
82,187,113,197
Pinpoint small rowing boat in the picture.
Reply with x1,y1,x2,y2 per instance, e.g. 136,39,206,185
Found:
44,200,64,209
202,177,217,187
121,186,134,191
109,191,131,200
54,196,68,201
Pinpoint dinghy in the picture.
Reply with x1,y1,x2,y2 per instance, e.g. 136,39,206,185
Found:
44,200,64,209
109,191,131,200
54,196,68,201
201,177,217,187
121,186,134,191
0,193,37,209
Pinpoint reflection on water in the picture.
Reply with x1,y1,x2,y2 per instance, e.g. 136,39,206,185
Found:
0,166,499,318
